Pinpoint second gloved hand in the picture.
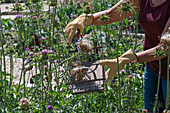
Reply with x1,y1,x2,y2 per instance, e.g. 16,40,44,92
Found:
65,14,93,44
99,49,138,85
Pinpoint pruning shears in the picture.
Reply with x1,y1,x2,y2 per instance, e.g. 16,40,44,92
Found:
72,30,82,44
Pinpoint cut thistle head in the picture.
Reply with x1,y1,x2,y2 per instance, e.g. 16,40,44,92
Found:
84,5,91,14
76,39,92,52
116,1,135,16
152,46,166,57
98,14,111,22
160,34,170,47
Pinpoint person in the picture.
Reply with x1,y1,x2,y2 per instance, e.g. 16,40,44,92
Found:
65,0,170,112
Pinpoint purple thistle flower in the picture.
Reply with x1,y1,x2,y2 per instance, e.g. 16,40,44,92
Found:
48,50,53,53
20,98,29,105
16,14,22,18
71,15,76,18
32,16,37,19
29,51,34,56
47,105,53,110
120,70,125,73
54,31,57,34
42,49,48,54
131,60,136,63
135,49,139,52
42,37,46,40
43,45,46,49
111,79,116,82
41,23,45,26
77,1,81,5
26,48,29,51
40,14,43,17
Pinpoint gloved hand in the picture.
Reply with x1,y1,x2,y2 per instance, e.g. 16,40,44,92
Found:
99,49,138,84
65,13,94,44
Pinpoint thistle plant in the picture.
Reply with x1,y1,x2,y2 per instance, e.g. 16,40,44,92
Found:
98,14,111,44
166,46,170,112
152,46,166,113
114,2,135,112
11,1,24,14
0,0,147,112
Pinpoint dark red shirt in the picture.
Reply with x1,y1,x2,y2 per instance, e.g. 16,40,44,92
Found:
138,0,170,80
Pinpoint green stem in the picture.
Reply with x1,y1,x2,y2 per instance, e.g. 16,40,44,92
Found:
40,61,45,110
116,11,127,112
52,1,57,49
56,52,80,68
165,47,170,111
16,23,25,93
30,82,41,101
153,56,161,113
9,52,13,91
48,5,52,48
2,40,6,112
104,21,109,44
0,9,7,111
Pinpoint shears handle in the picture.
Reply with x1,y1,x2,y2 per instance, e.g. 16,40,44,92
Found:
72,30,82,43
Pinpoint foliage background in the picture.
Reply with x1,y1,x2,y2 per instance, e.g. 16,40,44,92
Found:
0,0,147,112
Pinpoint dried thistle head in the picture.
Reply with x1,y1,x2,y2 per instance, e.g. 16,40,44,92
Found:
160,34,170,46
71,60,83,67
72,67,87,81
76,39,92,52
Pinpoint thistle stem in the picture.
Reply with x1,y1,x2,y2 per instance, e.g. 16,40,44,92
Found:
153,56,161,113
165,47,170,111
0,9,7,111
116,11,127,112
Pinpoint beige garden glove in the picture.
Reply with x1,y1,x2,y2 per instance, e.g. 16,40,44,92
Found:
65,13,94,44
99,49,138,84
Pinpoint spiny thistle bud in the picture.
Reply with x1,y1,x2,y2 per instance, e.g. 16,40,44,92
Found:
98,14,111,22
76,1,81,8
69,0,73,5
84,5,91,14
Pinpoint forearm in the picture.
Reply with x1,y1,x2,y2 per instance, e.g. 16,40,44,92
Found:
92,0,139,25
136,46,167,63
